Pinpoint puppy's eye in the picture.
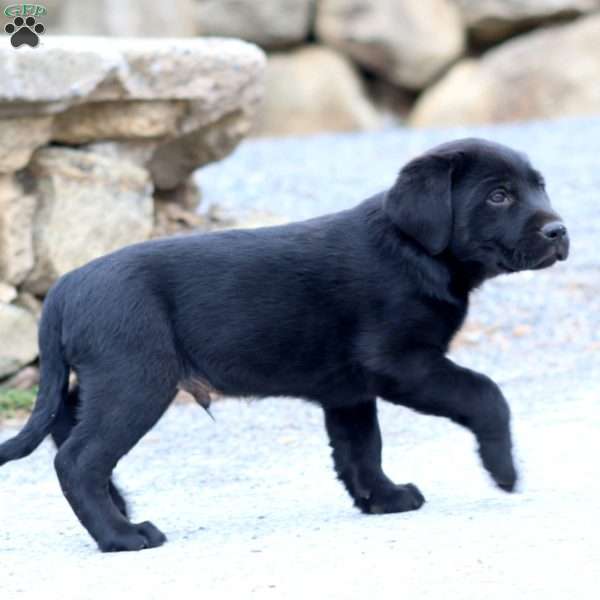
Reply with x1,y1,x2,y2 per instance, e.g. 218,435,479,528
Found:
488,190,511,206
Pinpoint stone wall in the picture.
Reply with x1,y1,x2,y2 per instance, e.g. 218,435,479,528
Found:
34,0,600,134
0,36,265,380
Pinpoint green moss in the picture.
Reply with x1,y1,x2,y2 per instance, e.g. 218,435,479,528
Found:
0,387,37,418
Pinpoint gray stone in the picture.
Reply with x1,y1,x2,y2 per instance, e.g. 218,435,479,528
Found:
52,0,197,37
149,111,253,190
0,303,38,378
253,45,380,137
23,148,154,295
153,200,209,239
154,179,202,210
196,0,314,49
410,14,600,127
80,110,261,191
53,101,187,144
79,140,160,170
0,175,36,286
455,0,600,43
316,0,465,90
0,282,17,304
0,37,266,114
14,292,43,321
0,117,53,172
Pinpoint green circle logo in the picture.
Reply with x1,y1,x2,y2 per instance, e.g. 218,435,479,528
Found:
4,4,47,18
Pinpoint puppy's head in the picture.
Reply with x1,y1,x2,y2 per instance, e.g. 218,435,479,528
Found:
384,138,569,279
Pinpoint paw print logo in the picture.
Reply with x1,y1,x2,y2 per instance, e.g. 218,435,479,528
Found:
5,16,45,48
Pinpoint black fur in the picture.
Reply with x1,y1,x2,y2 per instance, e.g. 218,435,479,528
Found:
0,138,569,552
49,386,129,518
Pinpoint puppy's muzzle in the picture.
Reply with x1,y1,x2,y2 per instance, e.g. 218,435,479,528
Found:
539,221,569,261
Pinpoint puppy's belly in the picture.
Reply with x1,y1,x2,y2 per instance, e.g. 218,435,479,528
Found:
183,361,369,404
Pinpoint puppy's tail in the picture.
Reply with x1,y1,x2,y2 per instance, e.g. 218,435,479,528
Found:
0,286,69,466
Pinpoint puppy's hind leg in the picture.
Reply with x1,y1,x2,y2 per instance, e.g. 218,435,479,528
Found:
49,384,129,518
324,399,425,514
54,360,179,552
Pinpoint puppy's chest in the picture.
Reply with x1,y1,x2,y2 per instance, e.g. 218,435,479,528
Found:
414,296,469,351
436,300,469,349
364,294,468,359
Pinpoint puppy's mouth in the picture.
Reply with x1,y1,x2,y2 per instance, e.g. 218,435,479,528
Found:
498,249,560,273
496,261,517,273
529,254,559,270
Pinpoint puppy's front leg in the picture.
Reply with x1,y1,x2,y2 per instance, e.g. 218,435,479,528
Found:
380,353,517,491
324,400,425,514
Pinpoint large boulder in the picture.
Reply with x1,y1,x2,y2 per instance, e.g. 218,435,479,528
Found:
0,175,36,286
454,0,600,43
0,117,53,173
410,14,600,127
52,0,197,37
0,282,17,304
52,101,187,144
254,46,380,136
0,36,265,115
23,148,154,295
0,36,265,190
196,0,315,49
316,0,465,90
0,303,38,378
149,111,254,189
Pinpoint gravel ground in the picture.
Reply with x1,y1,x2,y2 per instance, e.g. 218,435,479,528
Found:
2,117,600,599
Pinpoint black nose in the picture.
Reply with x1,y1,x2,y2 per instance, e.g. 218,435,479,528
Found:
540,220,569,261
540,221,567,240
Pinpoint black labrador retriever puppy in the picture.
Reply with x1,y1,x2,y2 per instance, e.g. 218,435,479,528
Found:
0,138,569,552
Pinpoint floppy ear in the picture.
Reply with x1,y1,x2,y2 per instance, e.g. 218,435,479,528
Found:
384,153,454,255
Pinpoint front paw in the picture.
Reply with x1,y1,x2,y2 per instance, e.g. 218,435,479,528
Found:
478,437,517,492
363,483,426,515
